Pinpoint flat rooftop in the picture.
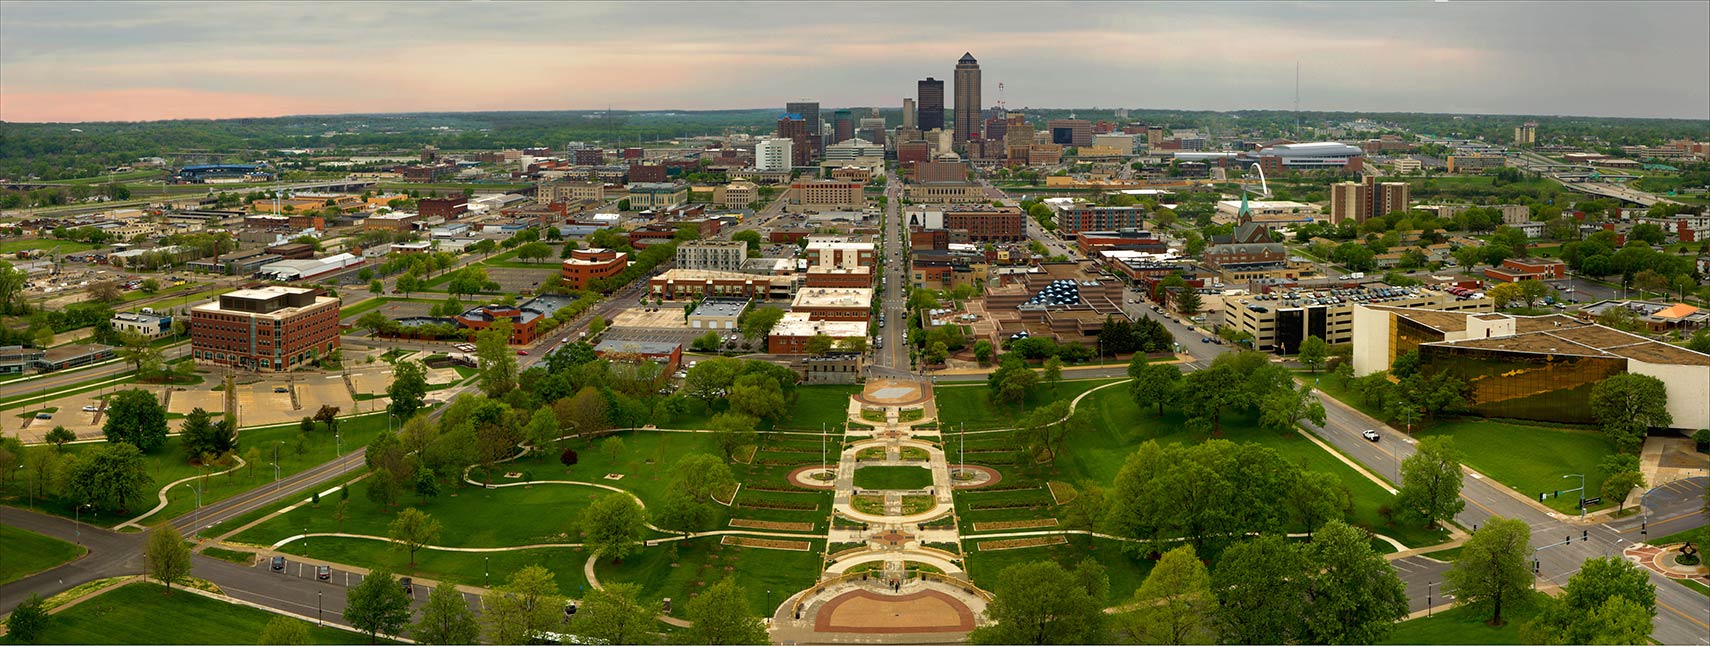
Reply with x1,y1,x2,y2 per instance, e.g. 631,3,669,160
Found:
792,288,874,308
692,299,748,318
773,312,868,337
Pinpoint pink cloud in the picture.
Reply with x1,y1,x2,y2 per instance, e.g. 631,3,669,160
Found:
0,87,348,122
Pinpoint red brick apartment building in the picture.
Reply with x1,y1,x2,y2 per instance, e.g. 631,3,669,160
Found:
191,286,341,372
561,248,628,289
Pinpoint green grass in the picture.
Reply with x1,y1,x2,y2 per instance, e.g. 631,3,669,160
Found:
1680,579,1710,596
597,536,823,620
0,525,86,585
200,546,255,566
234,479,661,548
852,465,932,490
276,536,594,597
1416,420,1616,515
0,581,374,645
963,535,1154,606
1047,385,1451,548
0,410,397,528
202,470,370,539
934,378,1123,430
777,385,859,430
1378,590,1548,645
0,239,103,254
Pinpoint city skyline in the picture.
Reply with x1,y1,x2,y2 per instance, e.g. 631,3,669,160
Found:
2,1,1708,123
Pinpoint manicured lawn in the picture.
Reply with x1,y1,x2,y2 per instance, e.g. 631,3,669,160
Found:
0,239,103,254
0,525,85,585
0,410,397,528
275,536,594,597
233,480,652,548
934,378,1123,430
1047,386,1451,548
963,535,1153,606
776,385,859,430
597,536,823,619
1417,420,1617,515
852,465,933,490
1378,591,1548,645
0,582,372,645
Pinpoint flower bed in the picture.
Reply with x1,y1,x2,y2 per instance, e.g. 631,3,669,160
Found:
977,535,1068,551
901,495,935,515
851,494,886,515
721,536,812,551
855,447,888,461
1047,481,1079,505
729,518,816,532
971,518,1059,532
734,500,819,511
899,447,930,461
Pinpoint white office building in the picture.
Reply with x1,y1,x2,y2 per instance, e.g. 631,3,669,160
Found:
756,138,793,172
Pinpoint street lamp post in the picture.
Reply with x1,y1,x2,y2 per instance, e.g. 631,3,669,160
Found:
1426,581,1437,617
317,590,323,626
183,483,202,539
74,503,90,543
1563,473,1586,519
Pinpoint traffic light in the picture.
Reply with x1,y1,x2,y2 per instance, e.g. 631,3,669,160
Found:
1565,535,1572,545
1641,520,1647,535
1583,530,1588,542
1539,492,1547,502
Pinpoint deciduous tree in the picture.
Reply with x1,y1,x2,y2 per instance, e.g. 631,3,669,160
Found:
1590,373,1672,452
1396,436,1466,529
583,494,647,563
102,388,168,452
258,616,312,645
1213,535,1310,644
345,567,412,643
388,507,442,569
970,561,1105,645
482,565,564,646
576,582,656,645
145,524,192,591
1117,545,1216,644
682,579,769,645
1298,334,1329,373
413,578,480,645
1445,517,1533,626
1523,556,1655,645
1301,520,1409,644
386,360,428,420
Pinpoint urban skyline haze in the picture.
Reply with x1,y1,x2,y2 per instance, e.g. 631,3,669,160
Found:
2,1,1707,123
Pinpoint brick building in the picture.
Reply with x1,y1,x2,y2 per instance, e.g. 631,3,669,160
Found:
1484,257,1567,283
791,288,874,321
785,180,865,213
190,286,340,372
417,196,469,220
628,164,667,183
913,161,969,183
561,248,628,289
1052,204,1146,234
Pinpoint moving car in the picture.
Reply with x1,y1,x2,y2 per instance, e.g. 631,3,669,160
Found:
82,405,100,412
516,350,529,356
1361,429,1380,442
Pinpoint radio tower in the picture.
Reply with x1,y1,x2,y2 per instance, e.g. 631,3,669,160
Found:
1293,61,1301,137
996,81,1006,113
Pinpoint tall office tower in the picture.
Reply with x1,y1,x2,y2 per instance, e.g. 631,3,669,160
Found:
902,98,917,129
786,101,822,156
776,115,812,167
917,78,945,132
953,52,981,146
833,110,854,143
1514,122,1538,146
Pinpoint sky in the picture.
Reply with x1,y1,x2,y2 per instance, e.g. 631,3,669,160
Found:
3,1,1708,123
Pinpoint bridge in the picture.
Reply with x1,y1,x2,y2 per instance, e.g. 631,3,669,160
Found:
1559,181,1677,207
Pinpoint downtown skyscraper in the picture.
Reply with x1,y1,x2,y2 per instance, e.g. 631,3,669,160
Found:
953,52,981,146
917,77,944,132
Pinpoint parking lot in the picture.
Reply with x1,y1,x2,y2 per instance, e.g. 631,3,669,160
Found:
484,267,559,294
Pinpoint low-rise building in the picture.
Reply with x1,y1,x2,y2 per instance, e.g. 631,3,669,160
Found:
687,298,747,330
904,181,986,204
1227,285,1492,354
561,248,628,289
1052,203,1147,234
1484,257,1567,283
791,287,873,321
804,239,875,269
191,286,340,372
626,182,688,210
794,352,866,384
649,269,793,301
676,240,748,272
111,311,173,340
785,179,865,213
804,266,874,288
593,339,683,375
768,313,870,354
714,181,757,208
538,180,605,205
1352,305,1710,429
364,212,419,231
1447,154,1507,173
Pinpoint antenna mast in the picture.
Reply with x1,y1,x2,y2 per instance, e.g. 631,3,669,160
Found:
1294,61,1301,137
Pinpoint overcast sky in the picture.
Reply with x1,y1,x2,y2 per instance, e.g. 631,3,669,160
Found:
3,1,1707,123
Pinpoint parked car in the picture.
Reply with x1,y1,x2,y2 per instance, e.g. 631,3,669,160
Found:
274,386,289,393
317,565,331,581
271,556,286,571
34,412,51,420
1361,429,1380,442
82,405,100,412
400,577,414,594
